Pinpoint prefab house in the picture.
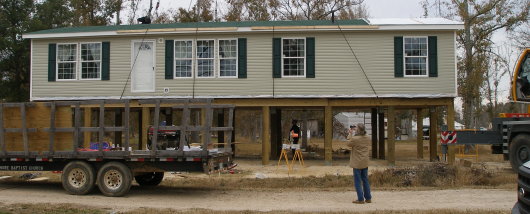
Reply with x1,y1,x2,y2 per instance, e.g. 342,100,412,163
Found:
23,18,463,164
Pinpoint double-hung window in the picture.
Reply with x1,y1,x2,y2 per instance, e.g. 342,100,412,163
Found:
174,40,193,78
57,42,102,80
57,44,77,80
403,37,428,77
219,39,237,77
80,43,101,79
282,38,305,77
196,40,215,77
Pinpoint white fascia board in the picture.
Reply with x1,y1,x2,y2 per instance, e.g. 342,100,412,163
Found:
23,31,119,39
376,25,464,30
23,25,462,39
31,93,456,101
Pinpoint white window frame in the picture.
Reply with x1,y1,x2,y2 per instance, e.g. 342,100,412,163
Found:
56,43,78,81
195,39,216,78
281,37,306,78
79,42,102,80
174,40,194,79
217,38,238,78
403,36,429,78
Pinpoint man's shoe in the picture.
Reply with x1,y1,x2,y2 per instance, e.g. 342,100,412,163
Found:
365,199,372,203
352,200,365,204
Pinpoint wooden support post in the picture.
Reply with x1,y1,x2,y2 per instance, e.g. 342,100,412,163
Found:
98,102,104,152
200,109,206,144
270,108,282,159
0,104,4,157
217,109,225,148
416,108,424,159
124,101,130,151
429,107,438,162
302,112,308,150
447,100,456,165
226,108,234,153
231,108,236,155
378,111,385,159
20,104,29,157
178,101,190,152
324,105,333,165
141,107,150,150
74,103,81,153
152,100,160,155
371,108,378,159
202,102,213,149
114,109,122,147
48,102,55,155
387,107,396,165
262,106,271,165
83,107,91,148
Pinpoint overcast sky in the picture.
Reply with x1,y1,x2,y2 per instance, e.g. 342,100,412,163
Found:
144,0,427,19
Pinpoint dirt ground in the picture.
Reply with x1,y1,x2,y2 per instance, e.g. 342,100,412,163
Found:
0,142,516,213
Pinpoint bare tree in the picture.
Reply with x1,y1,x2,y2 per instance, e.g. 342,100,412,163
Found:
127,0,141,24
224,0,271,21
269,0,366,20
423,0,529,128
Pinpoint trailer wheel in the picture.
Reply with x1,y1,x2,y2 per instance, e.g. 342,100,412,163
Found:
135,172,164,186
97,162,132,197
510,134,530,171
61,161,96,195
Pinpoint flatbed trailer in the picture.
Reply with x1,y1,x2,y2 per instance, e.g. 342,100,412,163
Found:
0,99,235,196
453,115,530,170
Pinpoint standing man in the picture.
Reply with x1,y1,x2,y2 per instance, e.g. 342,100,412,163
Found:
290,119,301,154
347,123,372,204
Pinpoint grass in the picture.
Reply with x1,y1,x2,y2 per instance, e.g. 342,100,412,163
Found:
126,208,511,214
0,203,105,214
161,162,516,191
0,162,512,191
0,203,511,214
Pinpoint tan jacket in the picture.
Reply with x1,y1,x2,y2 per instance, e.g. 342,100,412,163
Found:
347,133,370,169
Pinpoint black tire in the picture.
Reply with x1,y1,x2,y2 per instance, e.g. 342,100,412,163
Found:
135,172,164,186
97,162,132,197
509,134,530,171
61,161,96,195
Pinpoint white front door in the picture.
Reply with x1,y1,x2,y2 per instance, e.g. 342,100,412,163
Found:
131,41,155,92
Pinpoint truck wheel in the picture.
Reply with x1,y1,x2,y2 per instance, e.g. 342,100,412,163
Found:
61,161,96,195
97,162,132,197
510,134,530,171
135,172,164,186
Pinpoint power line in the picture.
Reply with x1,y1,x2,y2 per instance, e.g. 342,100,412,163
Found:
335,22,378,98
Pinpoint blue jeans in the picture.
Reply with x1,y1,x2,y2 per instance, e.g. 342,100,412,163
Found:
353,168,372,201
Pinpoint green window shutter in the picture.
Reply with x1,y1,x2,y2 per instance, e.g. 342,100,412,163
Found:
428,36,438,77
306,37,315,78
273,38,281,78
101,42,110,80
165,40,174,79
394,36,403,78
238,38,247,78
48,43,56,82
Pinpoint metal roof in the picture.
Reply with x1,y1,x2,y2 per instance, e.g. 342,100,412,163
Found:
22,18,463,39
25,19,369,35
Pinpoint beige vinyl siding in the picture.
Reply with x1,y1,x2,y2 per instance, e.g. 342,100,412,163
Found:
31,31,456,100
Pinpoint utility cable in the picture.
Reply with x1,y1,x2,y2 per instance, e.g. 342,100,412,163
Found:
335,22,378,98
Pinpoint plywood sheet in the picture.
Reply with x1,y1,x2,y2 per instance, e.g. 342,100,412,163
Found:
3,103,73,152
